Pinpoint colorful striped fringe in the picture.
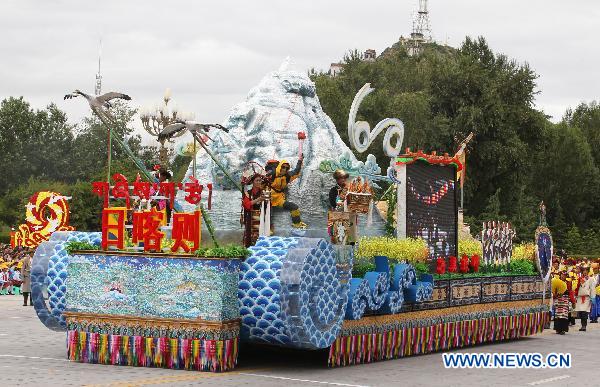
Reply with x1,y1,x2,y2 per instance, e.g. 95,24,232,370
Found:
328,311,547,367
67,331,238,372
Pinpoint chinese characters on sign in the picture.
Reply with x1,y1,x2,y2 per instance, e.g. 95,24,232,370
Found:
92,174,212,209
94,174,208,253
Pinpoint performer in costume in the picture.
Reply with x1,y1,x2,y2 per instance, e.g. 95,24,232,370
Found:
574,266,595,331
499,223,507,265
507,223,515,262
241,174,269,247
552,273,571,335
327,170,358,244
493,223,501,266
551,260,560,279
588,266,599,323
269,157,306,228
329,169,349,210
565,269,577,326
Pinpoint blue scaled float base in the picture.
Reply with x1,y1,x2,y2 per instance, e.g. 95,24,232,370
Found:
32,231,102,331
239,237,352,350
345,257,434,319
239,239,434,349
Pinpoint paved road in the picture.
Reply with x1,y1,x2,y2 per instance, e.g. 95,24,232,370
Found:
0,296,596,387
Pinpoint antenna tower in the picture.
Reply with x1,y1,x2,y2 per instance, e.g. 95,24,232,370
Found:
95,39,102,96
408,0,432,56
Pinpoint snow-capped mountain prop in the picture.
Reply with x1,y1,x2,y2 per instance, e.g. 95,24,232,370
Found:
182,65,385,235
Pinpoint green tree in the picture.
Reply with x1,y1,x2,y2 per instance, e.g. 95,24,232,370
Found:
564,224,583,254
565,102,600,167
70,101,158,182
0,178,102,231
0,97,75,193
532,122,600,227
313,37,546,239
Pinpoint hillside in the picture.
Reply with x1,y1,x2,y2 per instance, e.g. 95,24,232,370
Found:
311,36,600,252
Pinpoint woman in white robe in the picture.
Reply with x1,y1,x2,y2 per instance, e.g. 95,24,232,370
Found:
574,269,596,332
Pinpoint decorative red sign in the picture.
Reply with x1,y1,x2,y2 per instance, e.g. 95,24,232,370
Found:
171,211,201,253
112,174,131,208
92,182,110,208
183,177,203,205
91,174,213,210
132,209,164,252
101,208,126,250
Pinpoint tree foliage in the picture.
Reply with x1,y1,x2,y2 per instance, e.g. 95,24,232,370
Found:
0,98,159,231
0,97,75,193
312,37,600,252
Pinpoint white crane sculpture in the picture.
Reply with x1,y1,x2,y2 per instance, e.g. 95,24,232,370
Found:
159,121,241,192
64,89,149,182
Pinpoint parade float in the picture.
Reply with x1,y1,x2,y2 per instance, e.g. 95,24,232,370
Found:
29,67,549,372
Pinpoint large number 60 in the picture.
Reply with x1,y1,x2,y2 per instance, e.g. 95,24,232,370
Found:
347,83,405,157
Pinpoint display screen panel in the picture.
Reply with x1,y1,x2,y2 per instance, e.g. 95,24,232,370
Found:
406,162,457,260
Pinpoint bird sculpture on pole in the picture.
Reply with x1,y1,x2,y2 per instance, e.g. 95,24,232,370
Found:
64,89,132,108
64,90,222,245
159,121,241,192
64,89,133,182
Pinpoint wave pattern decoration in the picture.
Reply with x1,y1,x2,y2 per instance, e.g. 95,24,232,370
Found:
345,256,434,320
239,237,352,349
32,231,101,331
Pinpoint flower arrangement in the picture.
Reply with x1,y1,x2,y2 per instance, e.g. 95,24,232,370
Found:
355,237,428,266
194,245,251,258
448,256,458,273
512,243,535,261
508,258,536,275
458,239,483,257
459,254,470,273
65,240,250,258
65,241,98,254
470,254,481,273
436,257,446,274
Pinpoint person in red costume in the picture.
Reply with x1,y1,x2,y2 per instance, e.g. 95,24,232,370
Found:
241,174,269,247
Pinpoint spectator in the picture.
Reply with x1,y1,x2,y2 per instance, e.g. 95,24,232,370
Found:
10,264,22,294
0,265,11,295
21,254,32,306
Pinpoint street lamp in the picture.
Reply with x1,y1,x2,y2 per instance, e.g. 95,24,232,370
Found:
139,88,193,166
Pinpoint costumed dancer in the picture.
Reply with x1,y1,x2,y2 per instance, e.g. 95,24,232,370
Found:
591,265,600,323
329,169,349,210
493,222,501,266
564,264,577,326
482,222,490,265
574,266,595,331
268,157,307,228
326,169,359,245
241,174,270,248
552,273,571,335
499,223,507,265
508,223,516,262
551,259,560,278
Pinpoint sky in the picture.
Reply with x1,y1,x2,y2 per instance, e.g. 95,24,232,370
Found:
1,0,599,142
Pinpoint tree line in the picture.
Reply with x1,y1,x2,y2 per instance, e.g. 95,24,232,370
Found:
311,37,600,255
0,98,190,238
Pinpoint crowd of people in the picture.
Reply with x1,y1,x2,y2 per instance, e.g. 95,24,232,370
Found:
0,243,33,306
551,257,600,334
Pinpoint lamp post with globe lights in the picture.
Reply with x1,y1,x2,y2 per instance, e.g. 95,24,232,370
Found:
139,88,192,166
